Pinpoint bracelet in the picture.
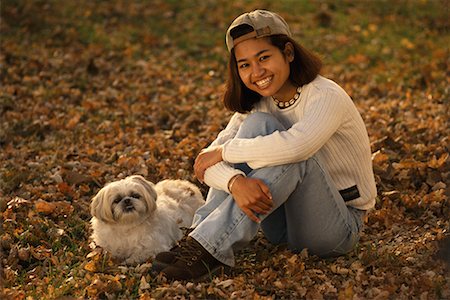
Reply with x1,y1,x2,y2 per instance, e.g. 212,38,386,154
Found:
228,174,244,193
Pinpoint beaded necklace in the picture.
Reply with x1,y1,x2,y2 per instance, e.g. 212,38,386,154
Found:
272,86,302,109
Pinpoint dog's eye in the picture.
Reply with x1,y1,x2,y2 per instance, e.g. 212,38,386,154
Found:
113,196,122,204
130,192,141,199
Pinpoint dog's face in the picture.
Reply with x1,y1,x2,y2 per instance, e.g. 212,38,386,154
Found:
91,175,158,224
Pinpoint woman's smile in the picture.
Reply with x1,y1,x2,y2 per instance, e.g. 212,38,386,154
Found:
254,76,273,89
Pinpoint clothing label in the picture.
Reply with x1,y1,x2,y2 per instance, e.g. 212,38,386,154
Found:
339,185,360,202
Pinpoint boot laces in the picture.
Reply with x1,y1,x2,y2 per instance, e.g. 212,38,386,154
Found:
175,238,203,266
169,227,193,251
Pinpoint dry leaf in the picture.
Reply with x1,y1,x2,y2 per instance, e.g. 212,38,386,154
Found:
35,199,57,214
84,261,99,273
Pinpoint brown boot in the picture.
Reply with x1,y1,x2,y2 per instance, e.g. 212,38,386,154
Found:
161,237,229,281
152,228,194,272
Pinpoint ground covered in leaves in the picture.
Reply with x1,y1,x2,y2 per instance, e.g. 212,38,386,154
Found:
1,0,449,299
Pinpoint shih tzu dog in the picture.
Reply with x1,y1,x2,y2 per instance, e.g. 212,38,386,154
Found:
90,175,204,265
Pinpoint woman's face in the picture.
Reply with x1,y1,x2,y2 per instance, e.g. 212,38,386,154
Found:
234,37,296,101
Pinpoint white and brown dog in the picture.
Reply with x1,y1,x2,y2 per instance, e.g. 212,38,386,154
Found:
90,175,204,265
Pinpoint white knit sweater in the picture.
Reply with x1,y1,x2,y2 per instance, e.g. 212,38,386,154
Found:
204,75,377,210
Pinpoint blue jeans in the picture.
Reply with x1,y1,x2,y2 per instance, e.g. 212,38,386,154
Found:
190,112,365,267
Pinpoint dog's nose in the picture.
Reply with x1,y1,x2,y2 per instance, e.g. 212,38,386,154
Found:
123,198,132,205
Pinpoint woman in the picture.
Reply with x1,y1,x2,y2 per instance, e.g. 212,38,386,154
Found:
154,9,377,281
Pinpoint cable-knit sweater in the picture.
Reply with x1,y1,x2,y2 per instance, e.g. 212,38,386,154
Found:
204,75,377,210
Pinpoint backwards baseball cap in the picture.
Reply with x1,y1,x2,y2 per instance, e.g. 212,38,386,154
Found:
225,10,292,52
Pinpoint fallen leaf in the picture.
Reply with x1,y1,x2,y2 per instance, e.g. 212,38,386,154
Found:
35,199,57,214
139,276,151,290
84,261,99,273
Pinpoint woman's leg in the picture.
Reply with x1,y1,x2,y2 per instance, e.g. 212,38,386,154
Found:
229,112,365,257
263,156,365,257
190,112,363,266
191,188,229,227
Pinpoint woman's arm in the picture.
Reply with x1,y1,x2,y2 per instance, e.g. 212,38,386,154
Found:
194,146,223,182
196,109,276,223
203,161,245,192
222,89,347,168
195,112,247,191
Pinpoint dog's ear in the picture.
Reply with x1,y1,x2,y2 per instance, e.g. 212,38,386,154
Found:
90,190,101,217
90,187,114,223
128,175,157,201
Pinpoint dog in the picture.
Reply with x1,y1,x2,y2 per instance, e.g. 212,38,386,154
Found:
90,175,204,265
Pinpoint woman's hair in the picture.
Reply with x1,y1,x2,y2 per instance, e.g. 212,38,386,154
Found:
223,25,322,113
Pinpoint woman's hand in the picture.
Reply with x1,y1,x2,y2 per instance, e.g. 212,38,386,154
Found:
194,146,223,182
230,176,273,223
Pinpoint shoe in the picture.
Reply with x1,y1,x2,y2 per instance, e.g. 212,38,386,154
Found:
161,237,229,281
152,228,193,273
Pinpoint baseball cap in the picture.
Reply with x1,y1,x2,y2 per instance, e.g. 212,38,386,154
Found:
225,10,292,52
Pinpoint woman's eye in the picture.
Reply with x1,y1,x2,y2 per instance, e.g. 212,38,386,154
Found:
260,55,270,62
239,63,249,69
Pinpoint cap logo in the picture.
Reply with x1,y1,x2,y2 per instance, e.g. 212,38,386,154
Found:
256,26,272,36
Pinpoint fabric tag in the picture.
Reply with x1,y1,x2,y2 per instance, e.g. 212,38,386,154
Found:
339,185,360,202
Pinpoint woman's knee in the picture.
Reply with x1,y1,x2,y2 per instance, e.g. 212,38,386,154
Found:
237,112,285,138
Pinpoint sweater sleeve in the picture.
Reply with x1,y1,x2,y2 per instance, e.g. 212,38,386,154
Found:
222,89,347,169
203,162,245,193
208,113,246,147
203,112,247,192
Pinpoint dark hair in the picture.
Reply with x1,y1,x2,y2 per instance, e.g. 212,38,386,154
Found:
223,27,322,113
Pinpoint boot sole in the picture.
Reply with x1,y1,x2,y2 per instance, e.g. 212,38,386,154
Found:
160,264,231,282
192,265,231,282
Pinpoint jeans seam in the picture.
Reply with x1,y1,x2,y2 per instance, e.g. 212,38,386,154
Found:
217,208,247,246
